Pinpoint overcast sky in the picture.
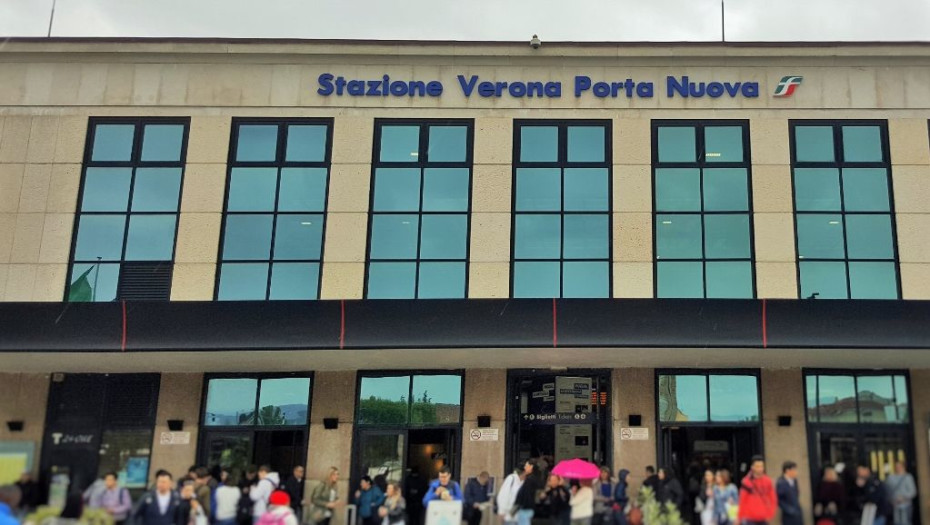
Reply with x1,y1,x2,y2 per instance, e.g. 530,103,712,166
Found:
0,0,928,41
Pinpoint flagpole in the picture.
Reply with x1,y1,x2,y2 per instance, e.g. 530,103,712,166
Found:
721,0,726,42
47,0,57,38
93,256,101,302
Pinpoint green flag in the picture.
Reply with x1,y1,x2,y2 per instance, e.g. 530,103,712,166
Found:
68,266,95,302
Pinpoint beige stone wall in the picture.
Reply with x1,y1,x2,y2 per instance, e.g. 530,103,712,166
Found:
306,371,356,525
469,119,512,298
0,373,49,475
909,369,930,521
613,121,653,298
148,373,204,482
613,368,656,495
889,120,930,299
760,369,811,520
460,369,507,480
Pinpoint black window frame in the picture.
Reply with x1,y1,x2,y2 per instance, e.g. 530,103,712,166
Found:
788,120,902,300
655,368,763,426
66,117,191,302
364,119,475,299
650,120,757,299
803,369,912,425
199,372,315,430
215,117,334,301
354,370,466,428
511,119,614,298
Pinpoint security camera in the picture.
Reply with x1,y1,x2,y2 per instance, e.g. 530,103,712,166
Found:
530,35,541,49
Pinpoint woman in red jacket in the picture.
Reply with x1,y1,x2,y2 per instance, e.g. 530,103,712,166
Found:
738,456,777,525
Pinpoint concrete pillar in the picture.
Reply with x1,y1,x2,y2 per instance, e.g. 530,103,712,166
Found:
149,373,204,482
0,373,50,475
888,119,930,299
307,371,357,525
909,369,930,520
469,118,512,298
613,368,656,495
761,369,811,519
460,369,507,481
613,119,653,298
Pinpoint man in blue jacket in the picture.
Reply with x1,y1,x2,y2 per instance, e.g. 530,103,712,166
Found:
775,461,802,525
355,476,385,525
133,470,188,525
422,467,463,508
0,485,21,525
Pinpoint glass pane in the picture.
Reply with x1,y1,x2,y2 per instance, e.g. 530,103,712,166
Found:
380,126,420,162
367,262,416,299
369,215,419,259
842,126,883,162
140,124,184,162
92,124,135,162
285,125,327,162
863,432,907,482
806,375,818,422
849,262,898,299
278,168,327,212
520,126,558,162
797,214,845,259
564,168,609,211
704,214,751,259
709,375,759,422
655,168,700,212
658,375,707,422
705,261,753,298
656,261,704,298
800,261,848,299
82,168,132,212
217,263,268,300
358,376,411,425
567,126,605,162
563,261,609,298
703,168,749,211
373,168,421,212
816,376,857,423
814,431,858,481
131,168,182,212
515,168,561,211
795,126,835,162
846,215,894,260
513,261,559,298
74,215,126,261
843,168,890,212
203,433,252,483
358,433,405,483
411,375,462,424
222,215,273,260
514,214,561,259
428,126,467,162
794,168,841,211
125,215,176,260
655,214,702,259
236,125,278,162
205,378,258,426
257,377,311,425
418,262,466,299
856,376,899,424
273,214,324,260
894,376,909,423
422,168,469,212
269,263,319,300
227,168,278,212
657,127,696,163
563,214,609,259
420,214,467,259
68,263,119,302
97,429,153,489
704,126,743,163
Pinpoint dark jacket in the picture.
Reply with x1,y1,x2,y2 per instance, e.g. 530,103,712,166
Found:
657,478,683,509
515,475,541,510
854,476,891,519
133,490,186,525
641,475,659,496
614,470,630,510
284,477,305,512
463,479,490,519
542,485,571,519
814,480,846,517
776,477,802,525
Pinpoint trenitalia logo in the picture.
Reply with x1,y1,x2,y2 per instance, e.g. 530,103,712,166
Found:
773,76,803,97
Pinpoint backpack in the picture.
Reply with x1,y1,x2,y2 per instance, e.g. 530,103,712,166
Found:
257,510,289,525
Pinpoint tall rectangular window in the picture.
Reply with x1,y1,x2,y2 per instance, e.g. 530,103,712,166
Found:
652,121,755,298
365,120,473,299
790,122,899,299
67,119,189,302
217,119,332,300
512,121,611,298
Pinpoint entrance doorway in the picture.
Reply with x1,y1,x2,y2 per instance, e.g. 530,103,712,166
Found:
201,429,306,480
660,426,761,485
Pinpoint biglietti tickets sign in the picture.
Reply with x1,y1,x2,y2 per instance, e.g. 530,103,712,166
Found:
317,74,802,99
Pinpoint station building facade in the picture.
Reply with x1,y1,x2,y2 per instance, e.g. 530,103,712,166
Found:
0,38,929,522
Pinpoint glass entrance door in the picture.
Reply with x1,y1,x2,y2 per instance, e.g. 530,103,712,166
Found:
356,431,406,485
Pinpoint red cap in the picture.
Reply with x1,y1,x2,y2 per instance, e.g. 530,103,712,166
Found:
269,490,291,507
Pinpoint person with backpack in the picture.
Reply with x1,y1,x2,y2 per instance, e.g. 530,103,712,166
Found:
85,472,133,525
612,470,630,525
496,467,525,525
251,466,281,525
257,491,299,525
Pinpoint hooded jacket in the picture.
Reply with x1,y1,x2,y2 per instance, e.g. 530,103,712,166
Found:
251,473,282,517
614,470,630,509
260,505,299,525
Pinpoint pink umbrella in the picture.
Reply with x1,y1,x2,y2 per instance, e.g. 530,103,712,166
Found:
551,458,601,479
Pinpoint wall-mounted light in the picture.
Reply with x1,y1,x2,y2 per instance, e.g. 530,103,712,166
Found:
477,415,491,428
6,421,24,432
323,418,339,430
167,419,184,431
778,415,792,427
628,415,642,427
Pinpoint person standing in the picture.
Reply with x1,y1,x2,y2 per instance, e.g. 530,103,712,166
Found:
308,467,341,525
497,467,525,525
613,470,631,525
592,468,614,525
257,491,299,525
695,470,715,525
712,470,739,525
378,482,407,525
513,460,541,525
0,485,21,525
885,461,916,525
542,475,571,525
15,473,39,514
569,479,594,525
133,470,186,525
284,466,306,523
854,465,891,525
776,462,802,525
463,472,490,525
216,474,242,525
813,466,846,524
356,476,386,525
738,456,777,525
194,468,213,520
656,468,683,512
90,472,133,525
422,466,462,508
251,466,281,525
641,468,659,498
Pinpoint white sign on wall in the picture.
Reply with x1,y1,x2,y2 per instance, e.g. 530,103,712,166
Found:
619,427,649,440
469,429,499,442
159,432,191,445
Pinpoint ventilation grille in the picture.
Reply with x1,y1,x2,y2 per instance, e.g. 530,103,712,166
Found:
117,262,173,301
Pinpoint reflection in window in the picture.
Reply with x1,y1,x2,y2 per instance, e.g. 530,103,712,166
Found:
367,121,472,298
806,373,909,424
791,122,898,299
653,122,754,298
205,379,258,426
204,376,311,427
218,120,331,300
98,430,154,489
258,378,311,426
513,121,611,298
411,375,463,424
659,374,759,423
358,376,411,426
68,120,187,302
358,375,463,426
